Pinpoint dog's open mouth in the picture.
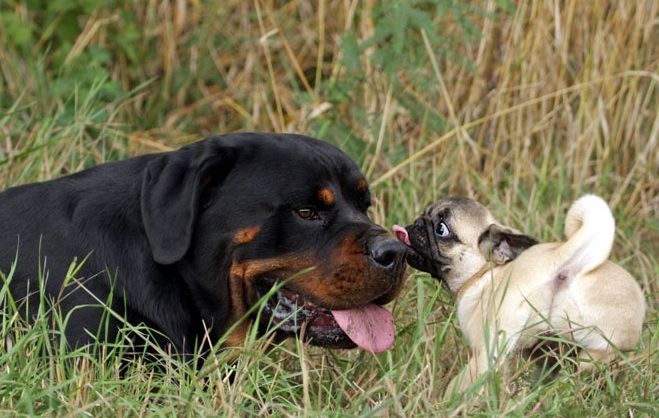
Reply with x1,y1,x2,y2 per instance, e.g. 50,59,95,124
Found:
256,280,395,353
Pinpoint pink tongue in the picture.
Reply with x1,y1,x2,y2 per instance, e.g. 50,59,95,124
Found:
331,304,395,353
393,224,411,246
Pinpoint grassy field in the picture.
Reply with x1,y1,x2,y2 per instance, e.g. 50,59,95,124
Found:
0,0,657,416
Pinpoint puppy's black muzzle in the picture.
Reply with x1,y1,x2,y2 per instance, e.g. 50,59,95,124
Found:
403,218,450,280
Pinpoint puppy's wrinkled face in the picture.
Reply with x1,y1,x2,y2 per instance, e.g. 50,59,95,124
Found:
395,197,537,294
395,197,497,292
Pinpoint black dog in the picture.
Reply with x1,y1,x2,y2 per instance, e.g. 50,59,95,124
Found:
0,133,407,355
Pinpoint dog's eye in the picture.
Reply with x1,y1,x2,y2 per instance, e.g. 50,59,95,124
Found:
436,221,450,237
296,208,320,221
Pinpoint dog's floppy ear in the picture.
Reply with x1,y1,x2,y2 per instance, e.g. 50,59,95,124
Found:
141,140,234,264
478,224,538,264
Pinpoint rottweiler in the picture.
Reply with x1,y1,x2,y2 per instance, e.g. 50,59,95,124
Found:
0,133,407,355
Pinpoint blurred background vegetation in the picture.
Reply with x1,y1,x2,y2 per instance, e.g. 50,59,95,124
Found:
0,0,657,415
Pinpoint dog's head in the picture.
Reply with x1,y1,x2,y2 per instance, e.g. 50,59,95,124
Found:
140,133,407,352
393,197,537,293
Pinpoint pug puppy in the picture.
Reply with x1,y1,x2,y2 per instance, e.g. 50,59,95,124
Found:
393,195,646,396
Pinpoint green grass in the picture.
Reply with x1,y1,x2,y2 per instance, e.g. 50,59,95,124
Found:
1,1,657,416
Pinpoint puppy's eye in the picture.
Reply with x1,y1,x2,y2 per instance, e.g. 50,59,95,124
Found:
436,221,450,237
296,208,320,221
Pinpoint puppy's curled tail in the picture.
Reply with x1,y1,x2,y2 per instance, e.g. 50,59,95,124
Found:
559,194,615,275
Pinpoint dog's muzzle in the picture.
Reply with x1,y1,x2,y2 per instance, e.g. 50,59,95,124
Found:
394,219,450,280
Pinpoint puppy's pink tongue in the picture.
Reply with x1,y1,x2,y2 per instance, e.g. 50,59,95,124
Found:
393,224,411,246
331,304,394,353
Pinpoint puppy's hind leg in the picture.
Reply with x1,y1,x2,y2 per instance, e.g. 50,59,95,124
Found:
577,348,616,372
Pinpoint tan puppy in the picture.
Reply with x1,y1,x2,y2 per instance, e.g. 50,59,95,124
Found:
393,195,646,395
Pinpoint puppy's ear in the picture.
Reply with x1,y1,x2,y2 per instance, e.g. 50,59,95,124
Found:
141,139,235,264
478,224,538,264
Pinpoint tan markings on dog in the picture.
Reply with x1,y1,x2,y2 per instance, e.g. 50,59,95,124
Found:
224,265,253,347
285,234,399,308
224,255,325,341
233,226,261,245
228,238,396,312
224,322,250,347
225,256,299,347
318,188,335,205
231,256,314,282
356,179,368,191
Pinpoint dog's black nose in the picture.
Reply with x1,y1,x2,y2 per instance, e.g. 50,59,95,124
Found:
368,237,406,270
